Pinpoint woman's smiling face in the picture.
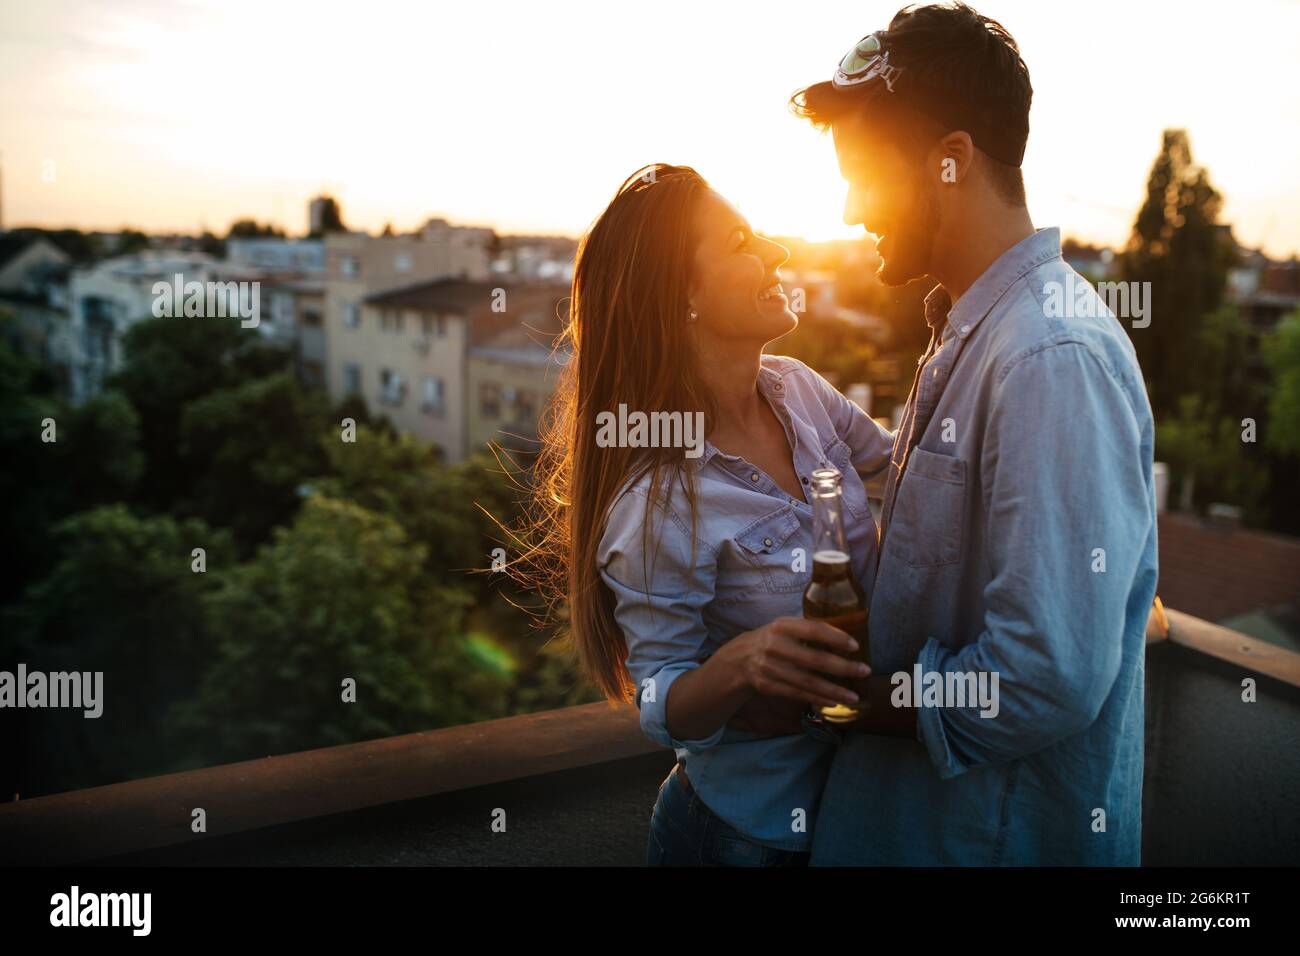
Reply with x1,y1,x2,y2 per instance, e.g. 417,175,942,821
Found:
688,189,797,346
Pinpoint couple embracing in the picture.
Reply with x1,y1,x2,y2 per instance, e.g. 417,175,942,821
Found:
526,2,1157,866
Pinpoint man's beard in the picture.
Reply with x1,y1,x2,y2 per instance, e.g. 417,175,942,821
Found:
876,176,939,288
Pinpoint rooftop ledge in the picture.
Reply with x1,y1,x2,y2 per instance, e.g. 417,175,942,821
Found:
2,607,1298,866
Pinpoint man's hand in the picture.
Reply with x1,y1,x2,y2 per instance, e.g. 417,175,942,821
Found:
727,692,807,735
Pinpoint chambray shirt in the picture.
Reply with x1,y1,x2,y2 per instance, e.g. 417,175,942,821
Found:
812,228,1158,865
597,356,894,851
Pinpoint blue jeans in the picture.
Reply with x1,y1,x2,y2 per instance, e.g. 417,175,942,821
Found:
646,763,809,867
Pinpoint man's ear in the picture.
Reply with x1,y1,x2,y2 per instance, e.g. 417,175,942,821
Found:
933,131,974,186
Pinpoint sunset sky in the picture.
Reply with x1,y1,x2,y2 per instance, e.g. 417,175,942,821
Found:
2,0,1298,257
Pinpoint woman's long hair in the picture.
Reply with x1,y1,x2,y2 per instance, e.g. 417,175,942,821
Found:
519,164,716,703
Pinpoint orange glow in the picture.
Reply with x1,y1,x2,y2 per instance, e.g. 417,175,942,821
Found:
1,0,1297,256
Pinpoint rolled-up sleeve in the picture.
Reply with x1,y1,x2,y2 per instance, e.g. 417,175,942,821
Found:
597,485,725,752
917,342,1153,779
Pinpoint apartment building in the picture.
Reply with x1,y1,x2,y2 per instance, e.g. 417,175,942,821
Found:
261,277,326,388
467,321,570,455
67,251,219,401
333,277,566,461
323,218,493,402
0,235,70,295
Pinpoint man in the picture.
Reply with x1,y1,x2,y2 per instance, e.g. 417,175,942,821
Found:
791,3,1158,864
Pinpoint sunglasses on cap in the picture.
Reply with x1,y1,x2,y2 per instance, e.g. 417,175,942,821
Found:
833,31,903,92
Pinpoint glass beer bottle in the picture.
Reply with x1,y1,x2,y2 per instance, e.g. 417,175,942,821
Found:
802,466,870,724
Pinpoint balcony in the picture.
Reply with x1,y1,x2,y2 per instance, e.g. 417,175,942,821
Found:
1,608,1298,866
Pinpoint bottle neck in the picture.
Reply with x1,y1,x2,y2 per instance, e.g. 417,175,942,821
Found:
811,481,849,558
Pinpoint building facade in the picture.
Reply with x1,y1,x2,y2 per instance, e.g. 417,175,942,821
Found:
333,278,566,461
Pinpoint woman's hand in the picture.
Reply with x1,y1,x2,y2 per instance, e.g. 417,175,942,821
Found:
717,616,869,711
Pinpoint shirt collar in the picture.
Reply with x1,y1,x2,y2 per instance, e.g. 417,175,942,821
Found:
926,227,1063,343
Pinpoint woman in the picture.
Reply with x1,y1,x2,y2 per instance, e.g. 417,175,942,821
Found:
525,164,894,865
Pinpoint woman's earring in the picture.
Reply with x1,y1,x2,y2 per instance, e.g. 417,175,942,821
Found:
687,308,698,323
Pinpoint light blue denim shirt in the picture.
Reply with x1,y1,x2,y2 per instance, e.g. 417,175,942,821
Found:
596,355,894,851
812,228,1158,865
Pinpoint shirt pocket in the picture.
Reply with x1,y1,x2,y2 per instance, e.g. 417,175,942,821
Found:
889,445,966,569
733,505,804,594
824,438,871,520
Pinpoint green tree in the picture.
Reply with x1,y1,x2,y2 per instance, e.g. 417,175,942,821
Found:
109,316,291,513
180,371,331,550
0,327,144,603
226,219,285,239
172,496,506,764
1262,310,1300,457
0,329,63,604
307,197,346,238
313,428,595,713
115,229,151,256
314,427,520,578
54,391,145,509
3,505,232,796
1121,129,1236,417
1155,394,1269,519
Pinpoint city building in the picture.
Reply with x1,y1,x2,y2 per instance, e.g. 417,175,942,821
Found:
0,235,70,295
0,236,74,391
262,277,327,389
226,237,325,273
67,251,219,401
323,218,495,419
335,278,567,461
468,321,570,455
489,235,577,285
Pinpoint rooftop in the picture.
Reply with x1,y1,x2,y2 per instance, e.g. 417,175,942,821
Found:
365,278,568,346
1,606,1296,866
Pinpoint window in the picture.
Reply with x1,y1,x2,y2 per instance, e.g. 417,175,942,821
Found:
422,376,445,415
421,314,447,338
302,309,323,328
270,291,293,327
343,302,361,329
343,363,362,394
395,254,412,274
340,255,360,278
380,368,405,406
381,310,404,334
515,389,538,423
479,382,501,418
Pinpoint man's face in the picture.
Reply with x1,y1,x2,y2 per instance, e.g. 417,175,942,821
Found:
833,117,939,287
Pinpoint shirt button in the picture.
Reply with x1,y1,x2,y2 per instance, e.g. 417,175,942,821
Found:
763,537,773,548
801,476,809,484
750,472,760,482
774,383,783,391
789,498,798,507
960,324,970,335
